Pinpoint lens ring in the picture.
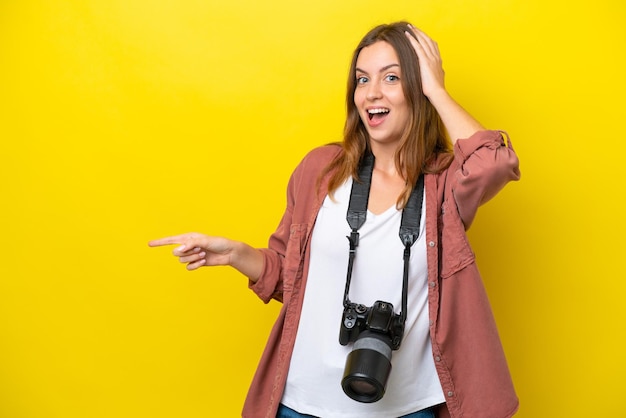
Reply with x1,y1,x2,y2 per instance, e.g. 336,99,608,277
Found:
342,374,385,403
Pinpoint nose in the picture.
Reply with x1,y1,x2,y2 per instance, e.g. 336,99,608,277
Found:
366,81,382,101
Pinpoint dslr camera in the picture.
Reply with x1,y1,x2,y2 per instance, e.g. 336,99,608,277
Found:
339,300,405,403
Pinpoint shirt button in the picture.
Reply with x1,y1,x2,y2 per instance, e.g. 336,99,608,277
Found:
447,391,454,397
429,320,434,326
429,281,436,288
428,241,435,247
435,356,441,362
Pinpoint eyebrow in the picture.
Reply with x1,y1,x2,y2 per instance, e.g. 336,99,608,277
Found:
355,63,400,74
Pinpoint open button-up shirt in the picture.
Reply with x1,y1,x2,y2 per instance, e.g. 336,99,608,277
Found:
244,130,521,418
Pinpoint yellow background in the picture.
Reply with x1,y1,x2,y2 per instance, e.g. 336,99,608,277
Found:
1,0,624,416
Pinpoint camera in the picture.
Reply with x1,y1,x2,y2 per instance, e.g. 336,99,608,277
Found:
339,300,405,403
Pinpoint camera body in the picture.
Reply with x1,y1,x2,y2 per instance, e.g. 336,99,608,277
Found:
339,300,404,350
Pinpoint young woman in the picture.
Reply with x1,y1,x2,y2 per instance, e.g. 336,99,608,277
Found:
150,22,520,418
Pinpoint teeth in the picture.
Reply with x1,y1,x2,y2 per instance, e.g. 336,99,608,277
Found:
368,108,389,114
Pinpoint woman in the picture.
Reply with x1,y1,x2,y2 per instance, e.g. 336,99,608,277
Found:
150,22,520,418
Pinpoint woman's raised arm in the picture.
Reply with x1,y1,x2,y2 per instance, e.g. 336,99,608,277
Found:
405,25,485,142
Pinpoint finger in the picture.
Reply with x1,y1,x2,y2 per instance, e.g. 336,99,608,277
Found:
179,251,204,265
177,249,204,262
405,26,420,47
405,28,428,58
407,25,439,57
407,24,424,37
187,258,207,271
173,245,203,256
405,32,430,66
148,235,184,247
408,25,431,44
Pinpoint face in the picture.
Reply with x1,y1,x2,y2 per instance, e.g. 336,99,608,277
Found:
354,41,410,149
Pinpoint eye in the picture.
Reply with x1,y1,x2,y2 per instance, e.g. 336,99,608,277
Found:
356,76,369,85
384,74,400,83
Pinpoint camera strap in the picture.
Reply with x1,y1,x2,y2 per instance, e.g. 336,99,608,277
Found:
343,150,424,325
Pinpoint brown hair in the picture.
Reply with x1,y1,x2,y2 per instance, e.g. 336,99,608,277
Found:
322,21,453,208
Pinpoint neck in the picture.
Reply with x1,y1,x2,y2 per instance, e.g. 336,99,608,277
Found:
370,143,403,179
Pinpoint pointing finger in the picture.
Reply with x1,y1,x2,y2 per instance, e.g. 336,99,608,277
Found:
148,235,184,247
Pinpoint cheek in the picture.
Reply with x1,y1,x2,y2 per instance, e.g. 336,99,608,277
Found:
397,107,411,125
353,92,367,120
392,94,410,117
353,90,364,107
389,89,407,105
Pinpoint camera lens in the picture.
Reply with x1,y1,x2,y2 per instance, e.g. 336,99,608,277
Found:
341,331,392,403
347,379,378,397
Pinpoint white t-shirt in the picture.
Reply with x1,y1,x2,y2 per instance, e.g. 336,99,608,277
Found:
281,178,445,417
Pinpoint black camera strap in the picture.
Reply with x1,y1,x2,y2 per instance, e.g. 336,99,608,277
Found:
343,150,424,326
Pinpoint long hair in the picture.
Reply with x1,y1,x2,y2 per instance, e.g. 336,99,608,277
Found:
322,22,453,208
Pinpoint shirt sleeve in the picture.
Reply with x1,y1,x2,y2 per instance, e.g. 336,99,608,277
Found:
247,172,296,303
247,145,341,303
451,130,521,228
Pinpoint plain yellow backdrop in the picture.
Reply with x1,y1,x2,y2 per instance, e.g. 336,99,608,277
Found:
1,0,624,416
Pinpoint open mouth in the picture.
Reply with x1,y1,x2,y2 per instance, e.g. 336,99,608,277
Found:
368,108,390,121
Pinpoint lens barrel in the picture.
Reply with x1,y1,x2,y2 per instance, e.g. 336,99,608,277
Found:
341,331,393,403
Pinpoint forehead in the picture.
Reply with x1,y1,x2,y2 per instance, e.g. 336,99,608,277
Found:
355,41,400,72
